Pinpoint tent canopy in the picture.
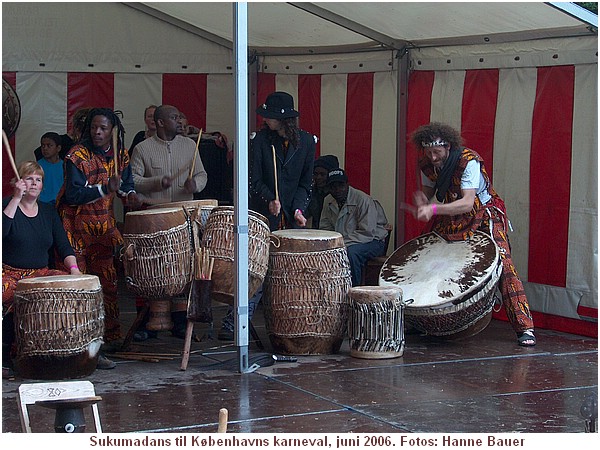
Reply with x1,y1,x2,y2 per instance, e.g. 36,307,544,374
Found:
130,2,597,53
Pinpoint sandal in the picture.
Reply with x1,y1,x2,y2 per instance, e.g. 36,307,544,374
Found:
517,330,536,347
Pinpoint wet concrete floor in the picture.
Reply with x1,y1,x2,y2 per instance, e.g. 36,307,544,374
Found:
2,283,598,435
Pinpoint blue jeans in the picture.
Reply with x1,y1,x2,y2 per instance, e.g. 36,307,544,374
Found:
346,240,386,286
221,285,262,331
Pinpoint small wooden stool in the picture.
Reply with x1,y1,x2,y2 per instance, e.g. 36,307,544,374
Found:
17,380,102,433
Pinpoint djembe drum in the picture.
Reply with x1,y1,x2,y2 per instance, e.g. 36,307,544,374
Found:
13,275,104,380
263,229,352,355
347,286,407,359
122,207,193,330
201,206,270,305
379,232,501,338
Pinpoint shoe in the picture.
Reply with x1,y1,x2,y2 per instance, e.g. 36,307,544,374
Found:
517,330,536,347
96,354,116,370
133,331,149,342
218,328,234,341
100,339,124,353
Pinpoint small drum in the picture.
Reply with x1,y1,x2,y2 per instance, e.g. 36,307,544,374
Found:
347,286,406,359
148,199,218,237
13,275,104,380
122,207,193,299
379,232,501,338
201,206,270,305
263,229,352,355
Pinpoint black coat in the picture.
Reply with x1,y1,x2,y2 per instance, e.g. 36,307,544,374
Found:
250,128,316,231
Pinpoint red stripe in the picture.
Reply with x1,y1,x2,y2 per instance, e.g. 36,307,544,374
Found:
67,73,114,122
162,74,207,130
461,69,499,180
345,73,373,194
298,75,321,157
2,72,17,197
405,71,435,241
529,66,574,287
255,73,276,130
577,305,598,319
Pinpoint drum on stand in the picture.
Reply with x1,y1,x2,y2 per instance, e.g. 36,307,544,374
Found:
122,207,193,330
347,286,407,359
263,229,352,355
379,232,501,338
201,206,270,305
13,275,104,379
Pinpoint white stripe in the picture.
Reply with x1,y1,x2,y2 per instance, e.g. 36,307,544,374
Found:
275,75,298,109
114,73,162,151
206,74,235,139
568,64,598,310
429,70,464,130
371,71,398,245
15,72,67,165
320,74,347,168
493,67,537,281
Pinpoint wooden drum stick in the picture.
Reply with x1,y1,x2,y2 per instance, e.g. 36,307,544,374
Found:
2,130,20,180
112,127,119,177
271,145,279,202
189,128,203,179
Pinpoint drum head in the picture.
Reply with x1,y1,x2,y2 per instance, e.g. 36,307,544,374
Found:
15,274,101,291
379,232,499,308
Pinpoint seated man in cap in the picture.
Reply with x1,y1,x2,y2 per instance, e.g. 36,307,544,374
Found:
306,154,339,229
319,168,389,286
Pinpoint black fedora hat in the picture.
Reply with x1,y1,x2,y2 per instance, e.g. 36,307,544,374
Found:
256,92,299,119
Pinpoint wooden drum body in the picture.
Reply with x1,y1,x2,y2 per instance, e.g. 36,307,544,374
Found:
264,229,352,355
201,207,270,305
122,207,193,299
13,275,104,380
347,286,406,359
148,199,218,237
379,232,501,338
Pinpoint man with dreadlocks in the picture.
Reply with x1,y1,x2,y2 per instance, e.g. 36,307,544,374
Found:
410,122,535,347
57,108,140,362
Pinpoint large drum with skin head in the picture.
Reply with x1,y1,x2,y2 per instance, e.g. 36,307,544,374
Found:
263,229,352,355
201,206,271,305
379,232,501,338
13,275,104,380
122,207,193,299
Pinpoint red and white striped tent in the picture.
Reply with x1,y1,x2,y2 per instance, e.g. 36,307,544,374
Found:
2,2,597,337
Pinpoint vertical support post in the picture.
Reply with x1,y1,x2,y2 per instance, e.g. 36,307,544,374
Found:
233,2,250,373
395,47,410,247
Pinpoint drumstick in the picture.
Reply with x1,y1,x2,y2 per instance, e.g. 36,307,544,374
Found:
112,127,119,177
189,128,203,179
271,145,279,202
217,408,228,433
399,202,417,215
2,130,20,180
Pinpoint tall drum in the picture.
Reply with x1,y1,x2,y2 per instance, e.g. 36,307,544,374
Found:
13,275,104,380
148,199,218,237
201,206,270,305
263,229,352,355
379,232,501,338
122,207,193,299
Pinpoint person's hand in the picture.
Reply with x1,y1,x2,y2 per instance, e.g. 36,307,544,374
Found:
161,176,173,190
294,209,307,228
413,190,429,207
70,267,82,275
184,177,196,194
416,204,436,222
127,192,142,210
107,176,120,193
12,179,27,200
269,199,281,217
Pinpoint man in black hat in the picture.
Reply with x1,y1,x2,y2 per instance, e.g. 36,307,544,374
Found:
219,91,317,340
306,154,339,229
249,91,316,231
320,168,389,286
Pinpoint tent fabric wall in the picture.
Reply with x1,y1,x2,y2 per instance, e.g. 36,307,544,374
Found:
404,36,598,337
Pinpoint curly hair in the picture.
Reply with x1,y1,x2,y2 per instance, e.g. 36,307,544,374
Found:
410,122,462,151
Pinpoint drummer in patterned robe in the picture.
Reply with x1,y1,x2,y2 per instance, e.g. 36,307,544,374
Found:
410,122,536,347
56,108,141,349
